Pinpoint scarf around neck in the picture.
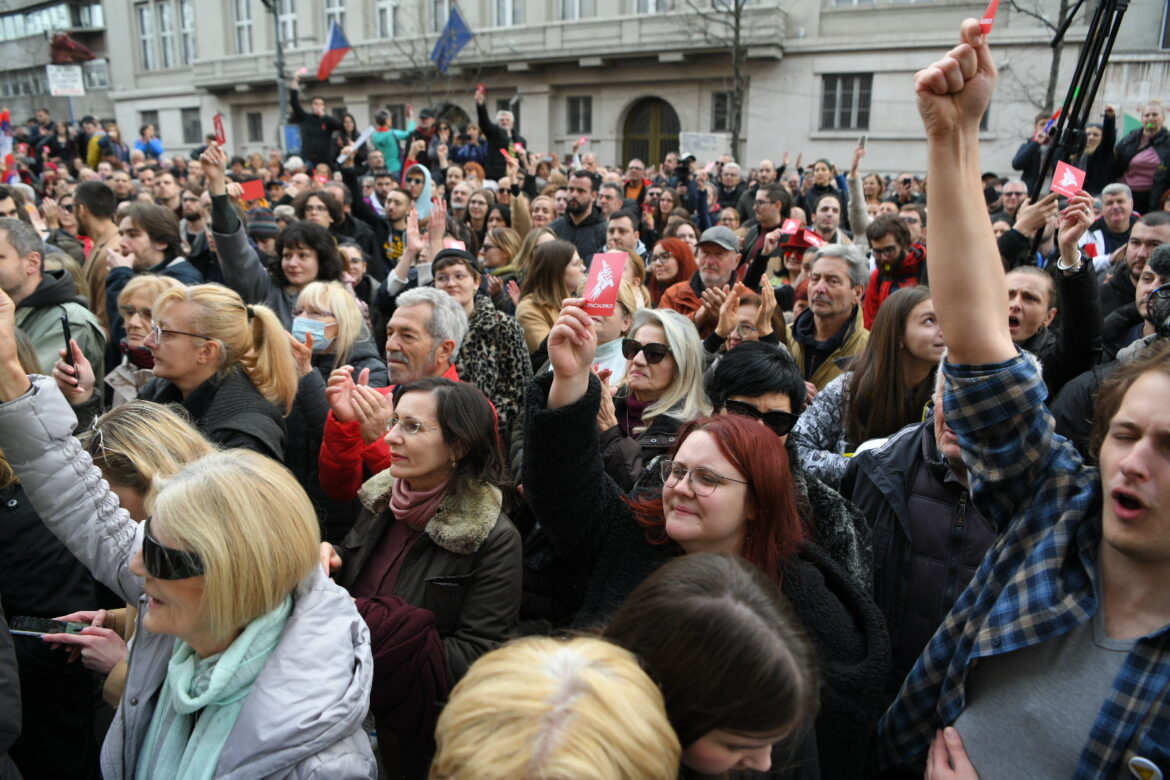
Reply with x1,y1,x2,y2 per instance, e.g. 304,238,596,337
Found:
390,476,452,530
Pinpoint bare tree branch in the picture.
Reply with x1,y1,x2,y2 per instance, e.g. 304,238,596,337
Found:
1007,0,1057,33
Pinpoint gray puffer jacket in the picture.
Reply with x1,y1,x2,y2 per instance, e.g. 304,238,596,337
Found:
0,376,377,780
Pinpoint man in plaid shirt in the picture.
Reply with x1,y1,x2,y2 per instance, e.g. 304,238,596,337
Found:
879,20,1170,779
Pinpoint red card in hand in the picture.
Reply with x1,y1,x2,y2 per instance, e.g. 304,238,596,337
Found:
500,147,515,161
803,229,825,248
781,218,801,234
240,179,264,201
1051,160,1086,198
583,252,628,317
980,0,1000,34
476,83,485,95
213,113,225,146
578,136,588,146
1082,242,1098,258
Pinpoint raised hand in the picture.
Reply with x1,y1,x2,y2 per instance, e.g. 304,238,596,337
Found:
1012,193,1059,238
53,339,96,405
324,365,361,422
506,279,521,307
762,228,783,257
287,331,314,377
915,19,997,139
1056,190,1094,265
715,283,744,339
200,142,228,196
350,383,392,445
757,281,778,337
106,245,135,271
546,298,597,410
594,366,618,432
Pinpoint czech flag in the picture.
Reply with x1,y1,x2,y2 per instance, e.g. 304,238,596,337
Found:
317,20,351,81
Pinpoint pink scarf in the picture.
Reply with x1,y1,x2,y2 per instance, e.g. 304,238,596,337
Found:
389,476,451,531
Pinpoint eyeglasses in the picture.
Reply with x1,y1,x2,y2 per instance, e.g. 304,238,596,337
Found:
723,399,800,436
732,323,758,338
60,203,74,213
621,339,672,364
660,460,748,496
291,307,336,320
385,416,440,435
149,323,210,343
871,245,903,257
118,305,151,321
649,253,674,265
142,517,205,580
1002,191,1026,198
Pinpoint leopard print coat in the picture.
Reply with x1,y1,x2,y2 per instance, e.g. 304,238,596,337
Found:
456,294,533,443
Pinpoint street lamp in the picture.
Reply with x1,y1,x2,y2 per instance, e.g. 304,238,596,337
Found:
259,0,288,152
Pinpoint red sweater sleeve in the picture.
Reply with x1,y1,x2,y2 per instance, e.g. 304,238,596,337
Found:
318,387,394,501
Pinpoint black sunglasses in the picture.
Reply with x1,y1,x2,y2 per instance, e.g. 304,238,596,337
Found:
621,339,672,364
143,516,205,580
724,399,800,436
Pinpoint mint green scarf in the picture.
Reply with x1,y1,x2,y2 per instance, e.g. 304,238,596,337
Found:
136,596,293,780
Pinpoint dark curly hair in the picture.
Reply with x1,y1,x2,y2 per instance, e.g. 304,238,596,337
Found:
271,220,345,288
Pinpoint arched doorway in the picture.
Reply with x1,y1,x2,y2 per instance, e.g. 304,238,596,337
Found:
622,98,679,168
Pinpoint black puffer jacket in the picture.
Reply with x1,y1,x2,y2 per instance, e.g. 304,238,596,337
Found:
523,372,890,779
0,603,20,780
841,420,1001,701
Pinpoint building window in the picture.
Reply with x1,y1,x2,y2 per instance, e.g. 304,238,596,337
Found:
83,58,110,89
833,0,874,5
496,0,522,26
383,104,406,128
637,0,669,11
432,0,449,32
325,0,345,28
179,0,196,64
234,0,253,53
560,0,594,20
1162,0,1170,49
181,108,202,144
76,2,105,27
377,0,399,36
158,0,176,68
820,73,872,130
247,112,264,142
136,3,156,70
495,98,520,132
278,0,297,46
567,96,591,134
140,110,160,134
711,91,741,132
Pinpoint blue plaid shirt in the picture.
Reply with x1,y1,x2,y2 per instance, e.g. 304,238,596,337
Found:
878,353,1170,777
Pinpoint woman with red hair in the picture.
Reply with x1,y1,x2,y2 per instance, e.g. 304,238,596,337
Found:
522,298,890,778
646,238,698,307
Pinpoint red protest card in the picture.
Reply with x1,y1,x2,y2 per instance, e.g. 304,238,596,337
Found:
1051,160,1086,198
980,0,1000,34
802,229,825,248
500,147,515,162
476,83,485,95
213,112,225,146
240,179,264,201
1082,242,1098,258
781,218,801,234
578,136,588,146
583,252,628,316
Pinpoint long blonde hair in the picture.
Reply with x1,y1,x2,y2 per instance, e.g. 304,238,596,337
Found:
294,281,368,367
148,450,319,640
154,284,298,414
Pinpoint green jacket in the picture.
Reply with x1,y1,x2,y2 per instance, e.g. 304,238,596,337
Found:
15,271,107,385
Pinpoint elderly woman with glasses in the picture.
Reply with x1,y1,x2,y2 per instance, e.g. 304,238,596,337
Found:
523,297,890,777
323,377,521,778
0,289,377,779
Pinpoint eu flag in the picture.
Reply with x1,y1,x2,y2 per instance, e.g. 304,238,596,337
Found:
430,7,473,74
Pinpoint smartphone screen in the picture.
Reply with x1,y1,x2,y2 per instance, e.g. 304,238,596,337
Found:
60,314,75,370
9,616,88,638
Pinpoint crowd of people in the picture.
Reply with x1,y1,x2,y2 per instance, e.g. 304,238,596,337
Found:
0,21,1168,779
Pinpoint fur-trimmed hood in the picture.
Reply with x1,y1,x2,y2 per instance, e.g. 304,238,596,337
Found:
358,469,502,556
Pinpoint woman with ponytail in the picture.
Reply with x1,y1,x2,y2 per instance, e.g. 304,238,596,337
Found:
55,284,297,461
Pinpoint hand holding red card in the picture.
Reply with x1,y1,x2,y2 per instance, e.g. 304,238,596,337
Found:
802,230,825,248
213,113,225,146
1051,160,1086,198
781,218,801,234
583,253,627,317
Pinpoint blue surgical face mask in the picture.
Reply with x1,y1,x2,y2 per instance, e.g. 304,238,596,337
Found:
292,317,333,353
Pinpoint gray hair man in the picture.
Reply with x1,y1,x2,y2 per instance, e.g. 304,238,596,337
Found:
786,243,870,391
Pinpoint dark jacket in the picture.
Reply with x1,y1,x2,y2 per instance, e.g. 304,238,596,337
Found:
599,397,683,493
1101,302,1145,363
841,420,1000,699
1079,112,1117,195
1016,261,1102,399
1100,260,1138,318
1114,126,1170,208
548,209,607,266
138,366,287,460
0,604,20,780
1,483,104,780
523,372,890,779
332,214,379,267
337,472,522,777
289,89,343,167
476,102,527,182
1011,138,1047,192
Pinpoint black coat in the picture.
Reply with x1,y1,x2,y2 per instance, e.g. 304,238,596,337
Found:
289,89,343,168
1016,261,1101,399
523,372,890,779
0,604,20,780
548,209,608,266
138,366,287,461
